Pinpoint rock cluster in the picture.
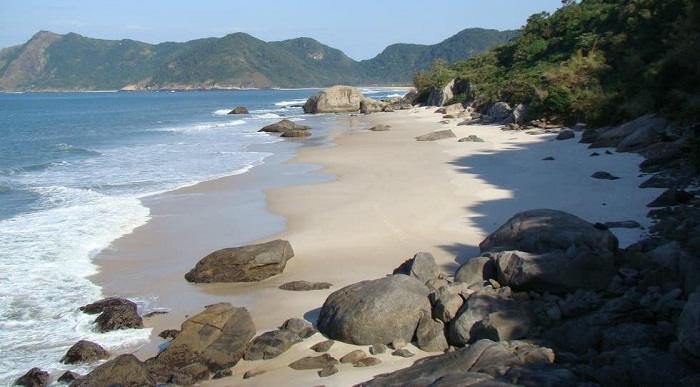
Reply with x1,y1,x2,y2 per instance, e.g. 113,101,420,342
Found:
258,119,312,138
302,85,415,114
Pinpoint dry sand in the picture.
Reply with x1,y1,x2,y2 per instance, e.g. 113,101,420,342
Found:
94,106,663,386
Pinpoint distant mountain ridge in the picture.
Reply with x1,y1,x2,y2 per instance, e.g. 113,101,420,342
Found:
0,28,517,92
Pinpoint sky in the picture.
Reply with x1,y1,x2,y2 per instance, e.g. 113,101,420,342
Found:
0,0,564,61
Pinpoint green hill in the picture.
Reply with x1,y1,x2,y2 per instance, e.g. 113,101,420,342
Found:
0,28,516,92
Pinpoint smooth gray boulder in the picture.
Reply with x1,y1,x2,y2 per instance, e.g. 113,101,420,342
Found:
317,274,431,345
303,85,363,113
480,209,618,293
185,239,294,283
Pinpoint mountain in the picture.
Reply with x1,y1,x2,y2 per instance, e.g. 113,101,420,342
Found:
0,28,516,92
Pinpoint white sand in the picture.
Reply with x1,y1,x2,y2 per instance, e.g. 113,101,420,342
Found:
196,107,662,386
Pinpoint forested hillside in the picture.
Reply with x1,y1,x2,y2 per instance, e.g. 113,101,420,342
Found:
414,0,699,126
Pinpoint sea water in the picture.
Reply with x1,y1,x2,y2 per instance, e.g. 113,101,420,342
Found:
0,87,408,384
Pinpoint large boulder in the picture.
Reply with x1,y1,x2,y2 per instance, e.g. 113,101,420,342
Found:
317,274,431,345
185,239,294,283
360,339,554,386
61,340,110,364
589,114,667,150
480,209,618,293
146,303,255,384
303,85,363,113
70,354,155,387
79,297,143,332
258,119,311,138
426,79,470,107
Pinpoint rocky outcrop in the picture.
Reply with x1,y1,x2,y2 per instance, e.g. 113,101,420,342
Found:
317,274,431,345
258,119,311,138
303,85,363,114
426,79,470,107
588,114,670,151
146,303,255,385
479,209,618,293
70,354,154,387
184,239,294,283
79,297,143,332
61,340,110,364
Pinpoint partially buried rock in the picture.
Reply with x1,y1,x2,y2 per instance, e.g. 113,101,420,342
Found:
244,329,302,360
288,354,339,370
416,129,456,141
591,171,620,180
14,367,49,387
61,340,110,364
311,340,335,353
368,124,391,131
279,280,332,291
185,239,294,283
57,371,81,383
354,357,382,367
318,364,339,377
459,135,484,142
80,297,143,333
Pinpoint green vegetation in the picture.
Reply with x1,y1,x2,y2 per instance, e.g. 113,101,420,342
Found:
414,0,700,126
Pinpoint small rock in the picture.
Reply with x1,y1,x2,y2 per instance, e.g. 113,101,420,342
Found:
592,171,620,180
604,220,642,229
543,156,555,160
243,369,266,379
391,339,407,350
368,124,391,132
392,348,415,358
279,281,333,291
415,130,456,141
281,317,317,338
311,340,335,353
158,329,180,340
212,369,233,379
288,354,338,370
369,344,387,355
228,106,249,114
57,371,81,383
458,135,484,142
354,357,382,367
556,129,575,140
318,365,339,377
340,349,367,364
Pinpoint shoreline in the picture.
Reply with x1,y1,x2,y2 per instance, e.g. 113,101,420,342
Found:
92,107,662,386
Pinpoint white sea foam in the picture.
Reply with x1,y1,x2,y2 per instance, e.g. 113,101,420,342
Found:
274,98,306,107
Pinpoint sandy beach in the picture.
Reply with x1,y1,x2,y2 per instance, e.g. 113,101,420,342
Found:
93,106,662,386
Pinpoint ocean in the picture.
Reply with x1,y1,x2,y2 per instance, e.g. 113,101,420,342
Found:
0,87,407,384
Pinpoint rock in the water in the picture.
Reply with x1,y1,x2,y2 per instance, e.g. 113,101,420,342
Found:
228,106,249,114
80,297,143,332
480,209,618,293
57,371,81,383
14,368,49,387
393,252,438,284
146,303,255,384
288,354,339,370
61,340,110,364
258,119,311,137
71,354,155,387
244,329,302,360
360,339,554,386
158,329,180,340
185,239,294,283
279,280,332,291
416,129,456,141
303,85,363,114
555,129,575,140
317,274,431,345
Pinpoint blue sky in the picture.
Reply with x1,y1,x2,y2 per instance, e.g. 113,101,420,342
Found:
1,0,564,60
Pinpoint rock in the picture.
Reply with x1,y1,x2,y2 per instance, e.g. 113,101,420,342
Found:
244,329,302,360
591,171,620,180
360,339,554,386
228,106,249,114
146,303,255,384
80,297,143,333
579,127,607,144
368,124,391,131
311,340,335,352
502,362,578,387
61,340,110,364
14,368,49,387
480,209,618,293
416,129,456,141
392,252,438,284
280,129,312,138
454,256,497,287
677,289,700,364
555,129,575,140
448,288,530,346
184,239,294,283
288,354,339,370
158,329,179,340
317,274,431,345
279,280,332,291
436,103,467,116
243,369,266,379
513,104,528,125
432,291,464,323
392,348,415,358
259,119,311,138
604,220,642,229
369,344,387,355
281,317,317,338
616,114,669,152
303,85,363,113
212,369,232,379
318,364,339,377
426,79,470,107
647,188,694,207
354,357,383,367
416,313,449,352
487,102,513,124
459,135,485,142
57,371,81,383
340,349,367,364
70,354,155,387
360,98,388,114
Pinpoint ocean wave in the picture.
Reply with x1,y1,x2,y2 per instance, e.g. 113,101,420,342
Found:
274,99,306,107
54,143,101,156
